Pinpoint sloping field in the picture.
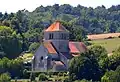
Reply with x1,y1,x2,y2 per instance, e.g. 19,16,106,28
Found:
87,33,120,40
88,38,120,53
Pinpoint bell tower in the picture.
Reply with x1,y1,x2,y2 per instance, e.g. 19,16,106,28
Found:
43,21,69,53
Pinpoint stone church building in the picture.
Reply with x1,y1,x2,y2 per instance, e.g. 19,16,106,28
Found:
32,21,87,72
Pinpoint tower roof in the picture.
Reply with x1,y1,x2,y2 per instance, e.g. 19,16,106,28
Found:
45,21,68,32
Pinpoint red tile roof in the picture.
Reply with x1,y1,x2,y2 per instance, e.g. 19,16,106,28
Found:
43,41,57,54
69,42,87,54
45,21,68,32
69,42,80,53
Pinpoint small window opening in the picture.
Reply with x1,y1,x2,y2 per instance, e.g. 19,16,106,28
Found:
49,33,53,39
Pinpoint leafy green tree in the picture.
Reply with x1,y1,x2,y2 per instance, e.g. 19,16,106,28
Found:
0,73,11,82
102,46,120,71
0,57,24,78
101,66,120,82
0,26,22,59
89,45,108,65
69,51,103,81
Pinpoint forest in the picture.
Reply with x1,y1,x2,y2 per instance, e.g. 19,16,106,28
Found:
0,4,120,82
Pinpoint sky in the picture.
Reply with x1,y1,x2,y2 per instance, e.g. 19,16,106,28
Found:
0,0,120,13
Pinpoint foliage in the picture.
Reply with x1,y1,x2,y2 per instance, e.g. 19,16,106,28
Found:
29,42,40,52
0,4,120,81
101,66,120,82
89,45,107,61
0,26,22,59
0,73,11,82
38,73,48,81
89,45,108,69
0,4,120,44
0,57,24,78
102,46,120,70
19,53,33,62
69,51,103,81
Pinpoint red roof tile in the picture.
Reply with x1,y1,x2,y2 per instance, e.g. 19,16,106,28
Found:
45,21,68,32
43,41,57,54
69,42,87,53
69,42,80,53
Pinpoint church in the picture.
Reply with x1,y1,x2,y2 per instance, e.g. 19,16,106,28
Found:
32,21,87,72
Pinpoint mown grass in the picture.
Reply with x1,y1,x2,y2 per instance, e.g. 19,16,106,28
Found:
88,38,120,53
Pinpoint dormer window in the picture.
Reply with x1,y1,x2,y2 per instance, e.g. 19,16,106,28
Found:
49,33,53,39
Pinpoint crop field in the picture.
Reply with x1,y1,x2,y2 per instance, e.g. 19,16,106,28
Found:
88,38,120,53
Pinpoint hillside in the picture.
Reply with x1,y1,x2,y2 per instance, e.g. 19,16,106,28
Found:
0,4,120,34
89,38,120,53
0,4,120,57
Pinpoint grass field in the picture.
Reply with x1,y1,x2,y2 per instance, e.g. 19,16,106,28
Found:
88,38,120,53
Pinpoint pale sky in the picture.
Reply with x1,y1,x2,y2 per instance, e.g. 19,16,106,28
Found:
0,0,120,13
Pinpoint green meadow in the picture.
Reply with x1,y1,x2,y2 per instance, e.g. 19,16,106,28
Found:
88,38,120,53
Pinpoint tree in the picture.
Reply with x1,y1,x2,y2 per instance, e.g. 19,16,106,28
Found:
101,66,120,82
0,57,24,78
89,45,108,66
11,10,29,51
69,51,103,81
101,46,120,71
0,26,22,59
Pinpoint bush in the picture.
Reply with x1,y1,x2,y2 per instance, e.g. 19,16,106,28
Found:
38,73,48,81
118,36,120,38
0,73,11,82
63,76,70,82
58,72,63,76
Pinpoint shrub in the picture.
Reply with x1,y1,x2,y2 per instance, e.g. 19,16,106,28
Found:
38,73,48,81
58,72,63,76
0,73,11,82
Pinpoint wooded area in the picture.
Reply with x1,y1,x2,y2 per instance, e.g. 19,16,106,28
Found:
0,4,120,82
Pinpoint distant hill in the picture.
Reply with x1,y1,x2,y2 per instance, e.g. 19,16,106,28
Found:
0,4,120,52
0,4,120,34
